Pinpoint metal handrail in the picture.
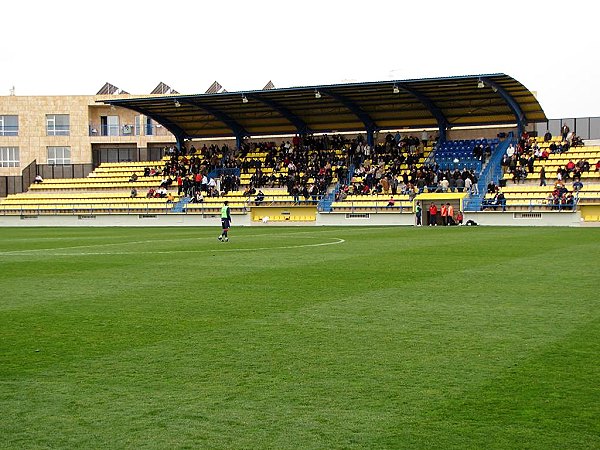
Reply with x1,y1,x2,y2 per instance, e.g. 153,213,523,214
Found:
479,198,579,212
329,202,413,213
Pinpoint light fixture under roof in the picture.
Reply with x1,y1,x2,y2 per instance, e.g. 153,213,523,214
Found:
393,84,400,94
174,99,181,107
242,94,248,103
314,89,321,99
477,79,485,89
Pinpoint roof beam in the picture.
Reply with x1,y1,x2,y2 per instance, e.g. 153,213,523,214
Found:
479,77,526,134
179,99,249,139
246,93,311,135
319,88,378,132
394,83,448,140
109,103,187,142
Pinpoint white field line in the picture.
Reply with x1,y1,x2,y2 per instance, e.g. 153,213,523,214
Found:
0,227,385,256
0,238,345,257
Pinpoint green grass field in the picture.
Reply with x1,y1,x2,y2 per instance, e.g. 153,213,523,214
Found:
1,226,598,449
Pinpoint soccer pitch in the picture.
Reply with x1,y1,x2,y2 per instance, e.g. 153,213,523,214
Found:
1,226,598,449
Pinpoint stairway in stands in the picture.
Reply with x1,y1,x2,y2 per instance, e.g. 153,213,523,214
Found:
171,196,191,213
463,138,512,210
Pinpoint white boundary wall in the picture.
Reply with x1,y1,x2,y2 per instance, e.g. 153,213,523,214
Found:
0,211,588,227
0,213,248,228
463,211,583,227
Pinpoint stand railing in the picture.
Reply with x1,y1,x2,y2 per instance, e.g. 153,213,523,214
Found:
463,136,512,211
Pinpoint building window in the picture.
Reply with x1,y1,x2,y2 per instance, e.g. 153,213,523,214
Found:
101,115,119,136
0,115,18,136
134,115,141,136
145,117,154,136
46,114,70,136
0,147,19,167
47,146,71,165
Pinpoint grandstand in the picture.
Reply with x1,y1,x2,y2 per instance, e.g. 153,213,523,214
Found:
1,74,599,226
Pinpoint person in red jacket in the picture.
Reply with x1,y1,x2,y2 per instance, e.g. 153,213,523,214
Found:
441,203,448,225
428,202,438,226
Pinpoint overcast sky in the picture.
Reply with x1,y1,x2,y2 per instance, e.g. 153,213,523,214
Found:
2,0,599,118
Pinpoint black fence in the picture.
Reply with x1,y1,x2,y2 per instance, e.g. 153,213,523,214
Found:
92,147,165,166
533,117,600,140
0,160,37,197
0,162,94,198
38,164,94,180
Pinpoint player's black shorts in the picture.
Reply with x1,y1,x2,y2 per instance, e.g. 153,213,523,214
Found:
221,218,230,230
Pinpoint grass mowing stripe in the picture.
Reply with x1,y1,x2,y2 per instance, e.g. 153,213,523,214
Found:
0,226,598,449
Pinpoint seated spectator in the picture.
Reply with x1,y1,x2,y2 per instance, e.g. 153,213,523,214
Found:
146,188,155,198
512,166,527,184
577,160,590,172
565,193,575,209
571,134,584,147
386,197,395,208
129,172,138,182
166,192,175,203
130,187,137,198
33,174,44,183
159,176,173,188
207,177,217,193
487,181,498,194
572,179,583,192
543,130,552,142
455,210,464,225
254,189,265,205
243,185,256,196
438,177,449,192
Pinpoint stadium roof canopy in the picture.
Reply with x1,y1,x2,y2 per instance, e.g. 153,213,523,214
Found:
100,73,546,144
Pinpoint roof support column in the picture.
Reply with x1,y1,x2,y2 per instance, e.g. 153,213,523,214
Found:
437,125,447,143
480,77,526,138
236,134,244,150
175,135,185,153
366,128,375,147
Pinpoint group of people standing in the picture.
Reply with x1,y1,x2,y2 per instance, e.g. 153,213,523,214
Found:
415,201,463,226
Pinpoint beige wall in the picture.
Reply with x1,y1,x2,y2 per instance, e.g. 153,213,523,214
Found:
0,94,176,176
